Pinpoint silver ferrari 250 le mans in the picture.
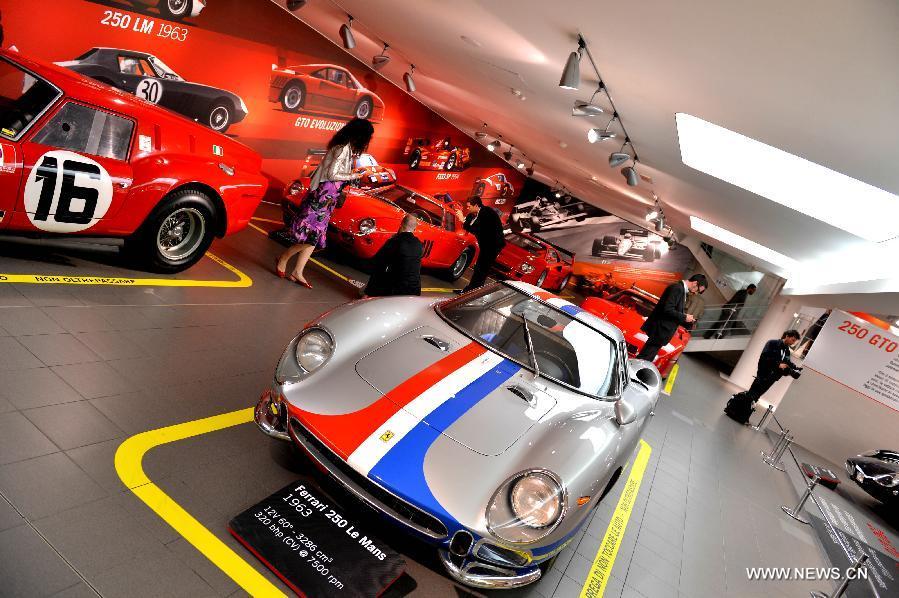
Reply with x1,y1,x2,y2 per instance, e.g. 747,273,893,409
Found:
255,281,661,589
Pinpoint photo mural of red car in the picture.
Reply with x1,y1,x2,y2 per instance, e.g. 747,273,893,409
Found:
472,173,514,204
0,49,266,272
269,64,384,122
60,47,247,133
580,286,690,377
123,0,206,21
492,232,574,291
404,136,471,171
327,184,478,280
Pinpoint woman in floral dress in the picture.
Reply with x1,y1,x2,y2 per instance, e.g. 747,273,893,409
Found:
277,118,375,288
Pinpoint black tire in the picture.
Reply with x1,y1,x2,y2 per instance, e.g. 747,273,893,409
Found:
280,82,305,113
602,235,617,245
443,248,473,281
557,273,571,292
207,101,232,132
158,0,191,20
592,238,604,256
127,189,216,273
535,270,548,288
444,153,456,171
354,97,373,119
642,247,655,261
409,149,422,170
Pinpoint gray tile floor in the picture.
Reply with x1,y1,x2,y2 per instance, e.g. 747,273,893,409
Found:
0,218,839,597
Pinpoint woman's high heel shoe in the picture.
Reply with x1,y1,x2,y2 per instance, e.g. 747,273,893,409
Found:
275,260,286,278
288,275,313,289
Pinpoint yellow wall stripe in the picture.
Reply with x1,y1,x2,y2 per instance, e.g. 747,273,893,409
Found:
115,408,286,597
580,439,652,598
663,363,679,396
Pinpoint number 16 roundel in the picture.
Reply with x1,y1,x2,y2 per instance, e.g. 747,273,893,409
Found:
24,150,114,233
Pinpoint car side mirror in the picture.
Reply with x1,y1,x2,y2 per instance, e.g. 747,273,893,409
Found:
615,392,653,426
616,361,660,425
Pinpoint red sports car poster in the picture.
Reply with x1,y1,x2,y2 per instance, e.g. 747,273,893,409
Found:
0,0,524,204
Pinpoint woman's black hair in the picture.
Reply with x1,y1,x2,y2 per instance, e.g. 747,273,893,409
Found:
328,118,375,154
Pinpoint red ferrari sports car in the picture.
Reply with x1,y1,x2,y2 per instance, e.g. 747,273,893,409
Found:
0,49,266,272
492,232,574,291
269,64,385,122
327,185,478,280
580,286,690,377
404,137,471,171
472,173,515,205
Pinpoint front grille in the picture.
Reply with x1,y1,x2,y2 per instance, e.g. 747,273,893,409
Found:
289,417,449,539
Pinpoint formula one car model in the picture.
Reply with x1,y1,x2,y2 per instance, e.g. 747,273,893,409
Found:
328,185,478,280
580,286,690,378
405,137,471,171
125,0,206,20
269,64,385,122
60,48,246,133
846,450,899,505
492,232,574,291
510,196,587,232
0,49,266,272
592,228,663,262
472,173,515,206
255,281,661,588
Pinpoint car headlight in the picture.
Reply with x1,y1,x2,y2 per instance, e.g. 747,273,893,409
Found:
873,473,899,488
520,263,535,274
511,472,563,528
358,217,376,235
295,328,334,373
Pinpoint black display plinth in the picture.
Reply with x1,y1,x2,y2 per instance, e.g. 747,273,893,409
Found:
229,477,405,597
801,462,841,490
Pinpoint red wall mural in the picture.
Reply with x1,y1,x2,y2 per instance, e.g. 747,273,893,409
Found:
0,0,524,209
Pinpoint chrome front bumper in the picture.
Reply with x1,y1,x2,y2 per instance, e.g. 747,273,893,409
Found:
438,550,542,589
255,391,290,441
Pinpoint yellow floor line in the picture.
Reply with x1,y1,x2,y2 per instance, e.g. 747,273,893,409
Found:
0,252,251,288
580,439,652,598
114,408,286,597
662,363,680,396
251,217,283,225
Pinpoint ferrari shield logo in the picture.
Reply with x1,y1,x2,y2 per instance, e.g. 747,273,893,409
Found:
379,431,394,442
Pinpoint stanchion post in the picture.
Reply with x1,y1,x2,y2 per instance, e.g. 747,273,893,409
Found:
762,430,790,470
753,405,774,431
782,473,818,524
809,553,868,598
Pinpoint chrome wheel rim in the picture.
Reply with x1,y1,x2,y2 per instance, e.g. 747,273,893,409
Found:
356,101,371,118
536,271,547,288
209,106,230,130
445,155,455,170
560,274,571,290
157,207,205,261
168,0,188,15
410,153,420,168
452,251,468,278
284,87,302,110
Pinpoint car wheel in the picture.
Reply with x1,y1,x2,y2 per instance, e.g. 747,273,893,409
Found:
159,0,191,20
207,102,232,132
591,238,603,256
445,153,456,171
536,270,548,288
354,98,373,119
557,273,571,291
642,247,655,261
129,189,215,273
409,149,421,170
445,248,472,281
280,82,305,113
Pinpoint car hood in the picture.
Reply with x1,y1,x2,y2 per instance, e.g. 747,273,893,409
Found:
330,191,404,231
355,326,556,456
848,456,899,475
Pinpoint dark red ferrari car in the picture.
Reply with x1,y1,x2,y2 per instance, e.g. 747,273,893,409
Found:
491,232,574,291
580,286,690,377
0,49,267,272
404,137,471,171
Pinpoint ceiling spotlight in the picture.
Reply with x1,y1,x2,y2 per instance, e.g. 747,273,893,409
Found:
503,145,514,161
372,43,390,70
286,0,307,10
622,164,639,187
555,190,562,198
572,83,606,116
654,216,665,232
609,139,632,167
339,15,356,49
403,64,416,93
517,160,526,169
645,210,658,221
526,162,535,177
559,37,584,90
587,114,618,143
475,122,488,139
487,139,500,151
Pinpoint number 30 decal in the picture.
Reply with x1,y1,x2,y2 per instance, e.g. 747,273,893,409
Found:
136,78,163,104
24,150,113,233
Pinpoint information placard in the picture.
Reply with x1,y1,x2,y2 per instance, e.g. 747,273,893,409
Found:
803,311,899,412
229,477,405,597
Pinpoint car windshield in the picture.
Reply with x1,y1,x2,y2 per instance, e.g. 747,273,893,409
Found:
607,291,656,317
505,233,543,253
147,56,182,80
438,284,619,398
376,186,445,228
0,58,60,140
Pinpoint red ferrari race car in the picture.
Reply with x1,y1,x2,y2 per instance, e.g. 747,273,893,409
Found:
580,286,690,378
472,173,515,206
0,49,266,272
269,64,385,122
492,232,574,291
327,185,478,280
404,136,471,171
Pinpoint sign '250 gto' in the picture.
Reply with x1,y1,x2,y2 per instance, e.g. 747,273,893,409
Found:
0,50,266,272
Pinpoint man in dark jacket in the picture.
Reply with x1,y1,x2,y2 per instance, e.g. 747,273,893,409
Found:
747,330,801,401
704,284,756,339
364,214,423,297
456,197,506,292
637,274,707,362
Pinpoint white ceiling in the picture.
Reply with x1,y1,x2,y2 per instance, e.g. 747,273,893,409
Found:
273,0,899,274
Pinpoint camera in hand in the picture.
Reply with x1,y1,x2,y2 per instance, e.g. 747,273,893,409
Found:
781,363,803,379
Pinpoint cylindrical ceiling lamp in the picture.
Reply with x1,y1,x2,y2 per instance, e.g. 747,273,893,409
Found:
339,16,355,49
403,64,416,93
